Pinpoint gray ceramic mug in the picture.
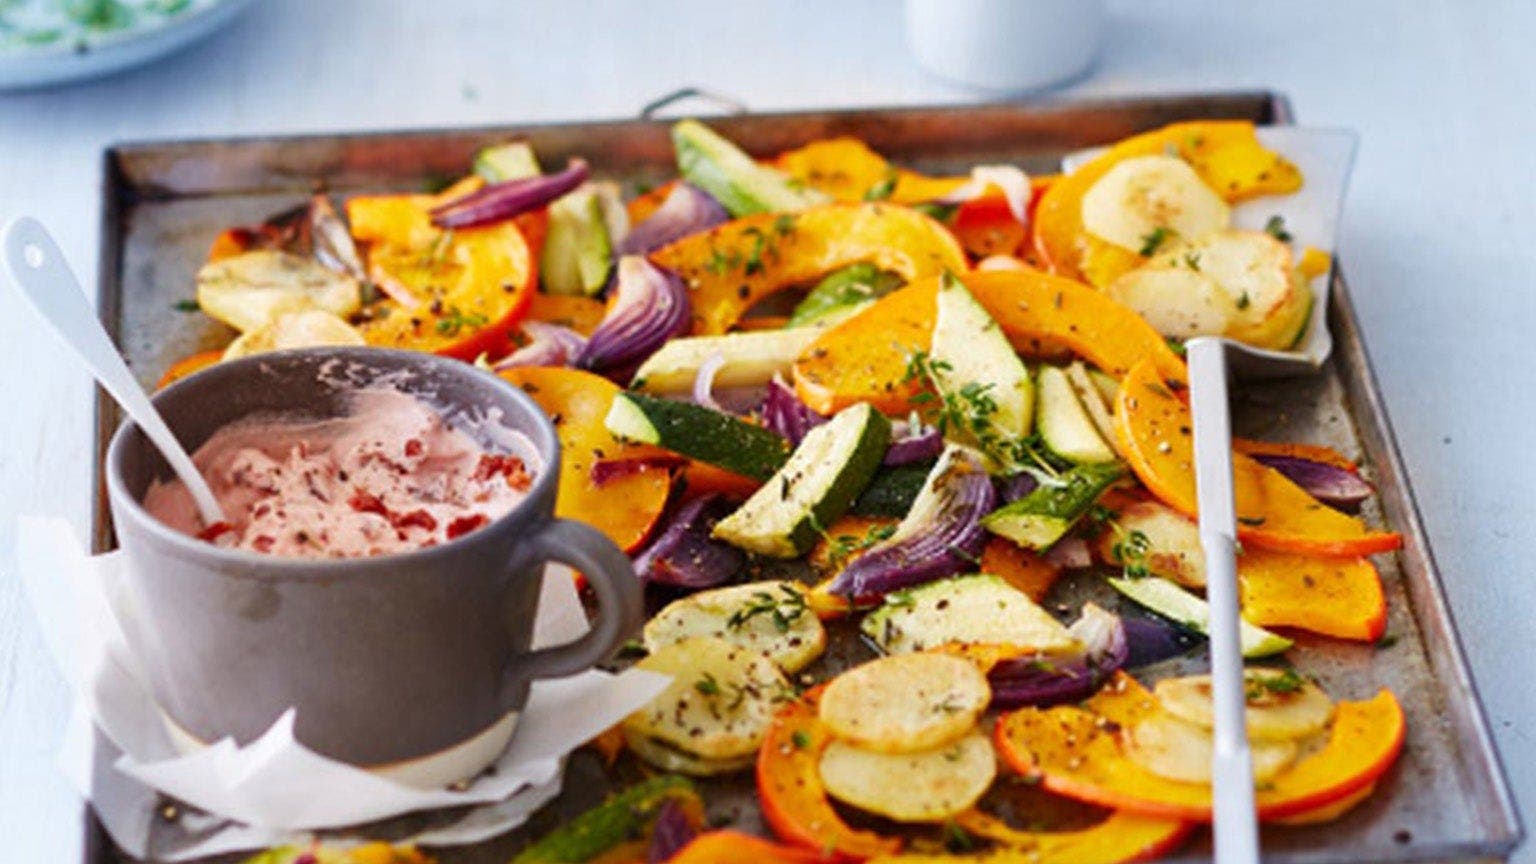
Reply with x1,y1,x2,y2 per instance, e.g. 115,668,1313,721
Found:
105,347,644,787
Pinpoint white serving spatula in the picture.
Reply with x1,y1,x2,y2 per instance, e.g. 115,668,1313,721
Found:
1063,127,1359,862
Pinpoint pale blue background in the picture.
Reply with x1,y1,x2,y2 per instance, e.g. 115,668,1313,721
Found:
1,1,1531,859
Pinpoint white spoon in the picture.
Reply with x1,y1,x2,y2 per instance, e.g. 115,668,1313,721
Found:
2,217,226,527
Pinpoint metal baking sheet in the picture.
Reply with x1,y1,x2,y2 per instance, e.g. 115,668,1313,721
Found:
89,92,1521,863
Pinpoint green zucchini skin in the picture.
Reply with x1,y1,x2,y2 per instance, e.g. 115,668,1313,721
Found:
786,263,904,329
511,775,699,864
849,461,935,517
713,403,891,557
672,119,829,217
606,392,791,481
981,462,1126,550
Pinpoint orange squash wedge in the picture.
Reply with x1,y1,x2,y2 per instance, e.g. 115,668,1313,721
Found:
1241,551,1387,641
791,268,1186,415
1232,438,1359,472
667,831,830,864
495,367,671,552
650,202,965,335
524,292,607,336
863,808,1193,864
757,690,904,861
156,349,224,390
994,672,1405,823
980,537,1063,604
347,188,535,359
1032,121,1302,285
1113,359,1401,557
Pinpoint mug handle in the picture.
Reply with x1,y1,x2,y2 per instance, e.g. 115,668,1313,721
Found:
501,517,644,702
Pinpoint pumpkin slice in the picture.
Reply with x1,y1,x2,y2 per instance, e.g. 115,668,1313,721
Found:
523,292,606,335
496,367,670,551
651,202,965,335
1240,552,1387,641
1113,359,1401,557
994,672,1405,822
347,191,534,359
791,268,1186,416
1033,120,1302,284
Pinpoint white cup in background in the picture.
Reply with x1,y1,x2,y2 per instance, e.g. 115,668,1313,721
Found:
905,0,1106,92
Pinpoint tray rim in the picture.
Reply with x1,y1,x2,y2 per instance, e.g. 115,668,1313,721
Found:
84,89,1523,863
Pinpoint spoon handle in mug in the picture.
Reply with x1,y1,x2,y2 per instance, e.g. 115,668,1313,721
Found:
1,217,226,526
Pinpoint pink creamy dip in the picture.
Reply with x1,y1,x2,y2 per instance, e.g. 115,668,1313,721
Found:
143,388,536,558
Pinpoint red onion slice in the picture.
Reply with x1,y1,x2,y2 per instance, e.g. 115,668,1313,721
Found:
1250,454,1373,512
935,165,1032,224
646,799,700,864
761,375,827,445
882,421,943,466
620,183,730,256
632,495,746,589
988,603,1127,708
691,351,727,413
827,446,996,601
430,159,590,228
578,256,691,378
493,321,588,370
590,455,687,486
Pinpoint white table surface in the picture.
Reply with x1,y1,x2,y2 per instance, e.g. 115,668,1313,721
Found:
1,0,1531,860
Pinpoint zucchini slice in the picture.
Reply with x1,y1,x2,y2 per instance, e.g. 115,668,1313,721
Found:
622,636,791,769
786,263,905,329
849,461,933,517
819,731,996,823
712,403,890,557
1107,575,1293,658
672,119,830,217
817,652,989,754
928,272,1034,469
643,581,826,673
981,461,1126,551
631,327,822,393
1037,365,1119,464
605,392,791,481
860,574,1075,655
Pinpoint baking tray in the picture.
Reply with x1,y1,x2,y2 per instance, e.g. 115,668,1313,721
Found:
88,91,1522,863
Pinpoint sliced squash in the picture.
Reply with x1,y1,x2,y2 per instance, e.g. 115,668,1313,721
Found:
643,581,826,673
650,202,965,335
497,367,671,551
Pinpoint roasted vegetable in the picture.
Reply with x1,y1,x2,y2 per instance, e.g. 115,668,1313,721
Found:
643,581,825,672
431,158,589,228
631,495,746,589
577,256,690,377
511,775,701,864
620,182,730,256
817,652,990,753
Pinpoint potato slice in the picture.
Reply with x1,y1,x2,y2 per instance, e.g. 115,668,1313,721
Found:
818,653,990,753
1154,669,1336,741
1080,155,1231,254
1125,710,1298,785
623,731,756,777
1096,499,1207,588
819,730,996,822
222,309,365,360
196,249,360,333
860,574,1076,656
623,636,791,764
643,581,826,673
1103,264,1235,339
1149,229,1309,349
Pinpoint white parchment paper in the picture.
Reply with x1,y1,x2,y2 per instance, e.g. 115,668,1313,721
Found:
17,516,668,860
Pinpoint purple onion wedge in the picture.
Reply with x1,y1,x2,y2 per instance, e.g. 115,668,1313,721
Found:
578,256,691,378
1250,454,1373,512
1122,615,1201,667
691,351,727,412
430,159,590,228
827,445,995,601
646,799,700,864
993,472,1040,505
620,183,730,256
493,321,588,370
762,375,827,445
632,495,746,589
989,603,1127,708
883,421,943,466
